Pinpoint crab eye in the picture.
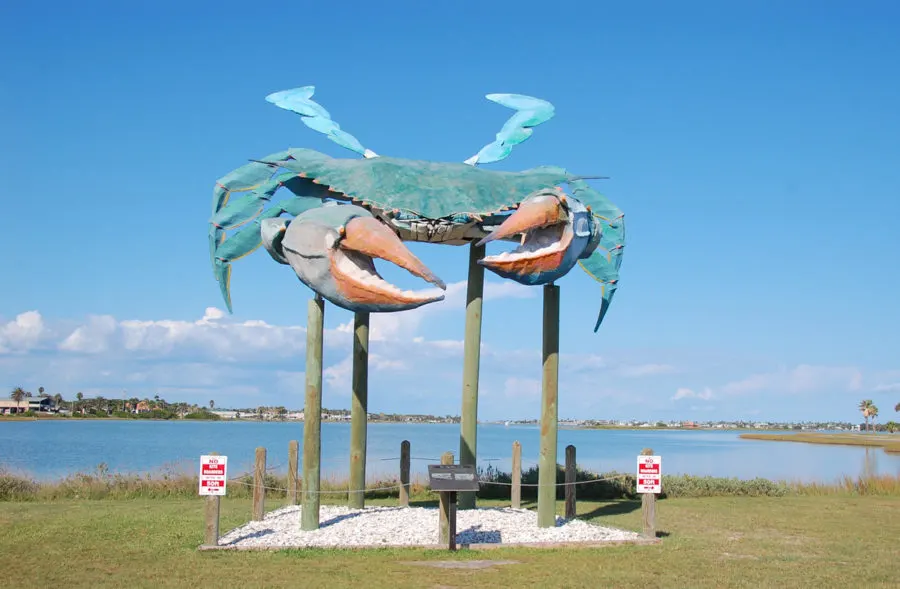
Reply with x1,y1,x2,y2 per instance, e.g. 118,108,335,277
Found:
575,215,590,237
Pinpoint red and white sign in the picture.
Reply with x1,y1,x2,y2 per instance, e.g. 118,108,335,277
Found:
199,455,228,496
636,455,661,493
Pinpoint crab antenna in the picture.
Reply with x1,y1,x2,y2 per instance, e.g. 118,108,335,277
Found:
464,93,555,166
265,86,379,159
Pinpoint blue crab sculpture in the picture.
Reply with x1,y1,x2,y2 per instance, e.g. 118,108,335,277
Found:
209,86,625,330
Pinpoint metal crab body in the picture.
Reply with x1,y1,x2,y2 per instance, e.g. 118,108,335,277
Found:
209,88,625,331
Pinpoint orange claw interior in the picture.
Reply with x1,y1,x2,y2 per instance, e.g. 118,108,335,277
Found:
330,215,446,308
476,190,574,278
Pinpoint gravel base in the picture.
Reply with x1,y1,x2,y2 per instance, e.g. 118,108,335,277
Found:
218,505,642,548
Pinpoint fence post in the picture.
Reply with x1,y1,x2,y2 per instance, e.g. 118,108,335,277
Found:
252,446,266,521
565,444,576,519
288,440,299,505
641,447,657,539
511,441,522,509
438,451,454,545
399,440,411,507
203,451,220,547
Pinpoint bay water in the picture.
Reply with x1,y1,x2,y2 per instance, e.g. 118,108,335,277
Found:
2,420,898,484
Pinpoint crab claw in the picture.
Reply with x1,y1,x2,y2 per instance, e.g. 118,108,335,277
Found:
280,204,446,313
476,189,600,286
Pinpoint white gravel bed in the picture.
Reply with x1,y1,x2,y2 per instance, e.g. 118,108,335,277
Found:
217,505,642,548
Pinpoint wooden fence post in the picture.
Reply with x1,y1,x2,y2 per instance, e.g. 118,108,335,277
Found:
438,451,454,545
288,440,299,505
511,441,522,509
565,444,576,519
641,447,657,539
252,446,266,521
399,440,411,507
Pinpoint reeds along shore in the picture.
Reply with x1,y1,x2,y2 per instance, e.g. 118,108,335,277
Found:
2,463,898,502
739,432,900,454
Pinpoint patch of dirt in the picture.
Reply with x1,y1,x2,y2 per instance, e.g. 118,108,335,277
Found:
402,560,520,570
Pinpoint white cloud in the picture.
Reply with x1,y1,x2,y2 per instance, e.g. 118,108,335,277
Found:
503,377,541,399
617,363,676,378
59,315,118,353
721,364,863,396
0,311,45,352
874,383,900,393
672,387,714,401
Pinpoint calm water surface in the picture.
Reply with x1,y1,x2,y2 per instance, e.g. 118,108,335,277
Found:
1,421,898,483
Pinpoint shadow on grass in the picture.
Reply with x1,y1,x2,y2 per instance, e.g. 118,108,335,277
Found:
579,500,642,519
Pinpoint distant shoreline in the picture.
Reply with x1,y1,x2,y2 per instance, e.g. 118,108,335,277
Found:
0,416,835,433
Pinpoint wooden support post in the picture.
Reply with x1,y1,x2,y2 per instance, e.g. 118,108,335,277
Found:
538,283,560,528
252,446,266,521
565,444,576,519
349,311,369,509
511,440,522,509
438,451,454,546
203,451,220,547
288,440,299,505
399,440,411,507
641,447,657,539
459,242,485,511
302,295,324,531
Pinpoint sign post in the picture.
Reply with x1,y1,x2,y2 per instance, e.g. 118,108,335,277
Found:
199,454,227,547
637,450,659,539
428,459,479,551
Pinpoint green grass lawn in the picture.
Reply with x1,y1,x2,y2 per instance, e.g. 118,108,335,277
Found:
1,495,897,588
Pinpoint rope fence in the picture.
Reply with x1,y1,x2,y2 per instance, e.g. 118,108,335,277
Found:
201,439,660,547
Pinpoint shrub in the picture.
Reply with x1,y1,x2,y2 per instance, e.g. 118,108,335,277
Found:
0,470,39,500
184,411,221,421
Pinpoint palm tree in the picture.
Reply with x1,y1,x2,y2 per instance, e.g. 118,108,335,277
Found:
870,404,879,432
859,399,874,432
209,400,215,411
895,402,900,413
52,393,63,412
10,387,26,413
38,386,45,397
76,392,84,414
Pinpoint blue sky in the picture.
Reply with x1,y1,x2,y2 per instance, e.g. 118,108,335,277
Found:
1,0,898,422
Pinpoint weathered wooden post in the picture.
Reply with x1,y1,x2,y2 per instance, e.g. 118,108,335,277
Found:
287,440,299,505
399,440,411,507
537,283,560,527
302,295,324,531
205,492,220,546
252,446,266,521
565,444,576,519
641,447,657,539
349,311,369,509
203,451,221,547
459,242,485,510
438,451,455,547
511,440,522,509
